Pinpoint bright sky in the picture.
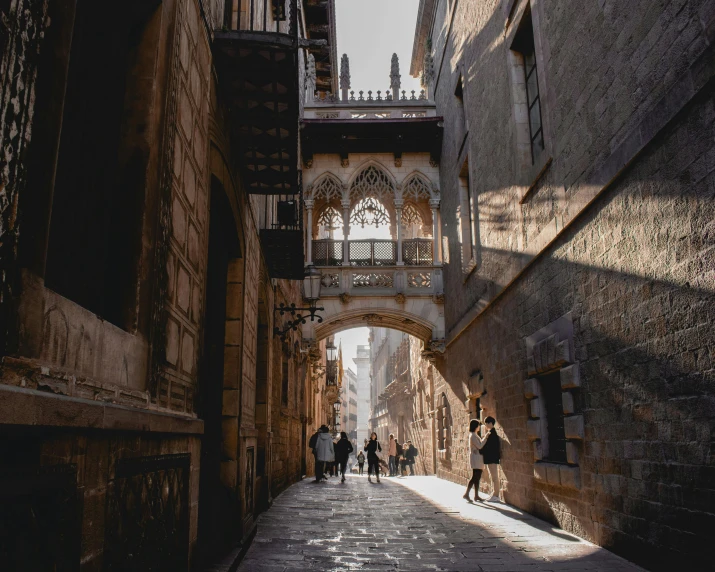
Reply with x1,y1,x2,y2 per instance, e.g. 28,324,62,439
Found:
337,327,370,375
335,0,422,97
331,1,422,365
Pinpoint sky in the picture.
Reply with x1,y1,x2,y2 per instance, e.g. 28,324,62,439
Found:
332,1,422,367
337,327,370,375
335,0,423,97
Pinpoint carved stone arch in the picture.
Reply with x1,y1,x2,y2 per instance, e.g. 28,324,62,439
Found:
401,171,435,202
346,160,398,209
309,171,345,202
314,308,435,345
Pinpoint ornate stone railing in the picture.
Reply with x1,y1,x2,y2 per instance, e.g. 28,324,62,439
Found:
313,238,434,266
304,99,437,121
318,265,443,297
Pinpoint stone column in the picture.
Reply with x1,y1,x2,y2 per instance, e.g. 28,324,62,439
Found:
342,199,351,266
430,199,441,265
395,199,404,265
390,53,401,102
305,199,314,265
340,54,351,102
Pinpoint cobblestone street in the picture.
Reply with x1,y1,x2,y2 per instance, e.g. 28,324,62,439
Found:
238,476,643,571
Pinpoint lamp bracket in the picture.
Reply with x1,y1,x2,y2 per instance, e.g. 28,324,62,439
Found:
273,302,324,341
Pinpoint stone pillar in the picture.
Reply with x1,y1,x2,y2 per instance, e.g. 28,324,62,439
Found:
305,200,314,265
395,199,404,265
340,54,351,102
390,53,401,102
342,199,351,266
430,199,441,265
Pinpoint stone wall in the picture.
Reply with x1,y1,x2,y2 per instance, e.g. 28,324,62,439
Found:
0,0,314,569
411,0,715,567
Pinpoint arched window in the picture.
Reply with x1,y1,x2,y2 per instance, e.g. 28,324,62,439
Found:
402,173,432,202
316,206,343,238
349,165,394,203
401,203,426,239
311,173,343,201
350,197,390,228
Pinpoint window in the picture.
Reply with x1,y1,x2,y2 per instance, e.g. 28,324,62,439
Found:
538,371,567,463
458,158,476,271
513,8,544,164
454,74,467,147
44,0,161,330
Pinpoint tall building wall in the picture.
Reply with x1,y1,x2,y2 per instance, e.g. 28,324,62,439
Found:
406,0,715,568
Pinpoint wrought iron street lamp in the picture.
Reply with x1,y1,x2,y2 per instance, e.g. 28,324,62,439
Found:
273,265,324,340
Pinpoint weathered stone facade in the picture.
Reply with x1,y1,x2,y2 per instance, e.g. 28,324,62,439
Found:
399,0,715,568
0,1,335,569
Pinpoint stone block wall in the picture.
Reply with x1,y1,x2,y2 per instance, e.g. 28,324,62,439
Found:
409,0,715,567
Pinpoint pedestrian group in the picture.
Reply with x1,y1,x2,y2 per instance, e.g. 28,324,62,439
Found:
307,415,502,504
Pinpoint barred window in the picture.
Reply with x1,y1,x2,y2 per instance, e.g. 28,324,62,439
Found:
514,9,544,164
539,371,567,463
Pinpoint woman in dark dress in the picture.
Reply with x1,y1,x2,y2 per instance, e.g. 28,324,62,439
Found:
363,432,382,483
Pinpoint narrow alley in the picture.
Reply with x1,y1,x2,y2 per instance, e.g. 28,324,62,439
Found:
237,476,642,572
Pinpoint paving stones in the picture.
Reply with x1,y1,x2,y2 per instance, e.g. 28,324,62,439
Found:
237,476,643,571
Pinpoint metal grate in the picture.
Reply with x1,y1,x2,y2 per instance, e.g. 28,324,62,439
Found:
349,240,397,266
403,239,433,265
313,239,343,266
104,454,190,572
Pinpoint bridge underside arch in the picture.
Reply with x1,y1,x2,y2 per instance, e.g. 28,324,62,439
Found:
305,297,444,344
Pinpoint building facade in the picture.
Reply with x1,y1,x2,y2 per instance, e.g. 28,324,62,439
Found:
398,0,715,568
0,0,340,570
342,365,359,443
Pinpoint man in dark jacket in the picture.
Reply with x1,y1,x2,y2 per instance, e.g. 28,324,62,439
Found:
403,440,418,476
481,416,502,502
334,431,354,483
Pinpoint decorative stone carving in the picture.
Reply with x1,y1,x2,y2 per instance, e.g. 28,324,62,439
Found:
422,38,435,89
429,339,445,354
306,53,316,101
432,293,445,304
394,157,402,168
339,292,351,304
395,293,406,304
341,157,349,168
339,53,350,90
390,53,401,92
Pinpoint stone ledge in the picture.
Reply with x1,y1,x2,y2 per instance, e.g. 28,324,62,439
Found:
534,461,581,490
0,384,204,434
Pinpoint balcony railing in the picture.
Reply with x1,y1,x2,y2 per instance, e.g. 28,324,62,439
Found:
313,238,433,267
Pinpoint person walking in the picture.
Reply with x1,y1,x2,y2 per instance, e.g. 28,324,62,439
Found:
313,425,335,483
356,451,365,475
334,431,354,483
309,427,321,482
364,432,382,483
463,419,487,501
481,416,502,502
403,440,418,476
388,434,397,476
